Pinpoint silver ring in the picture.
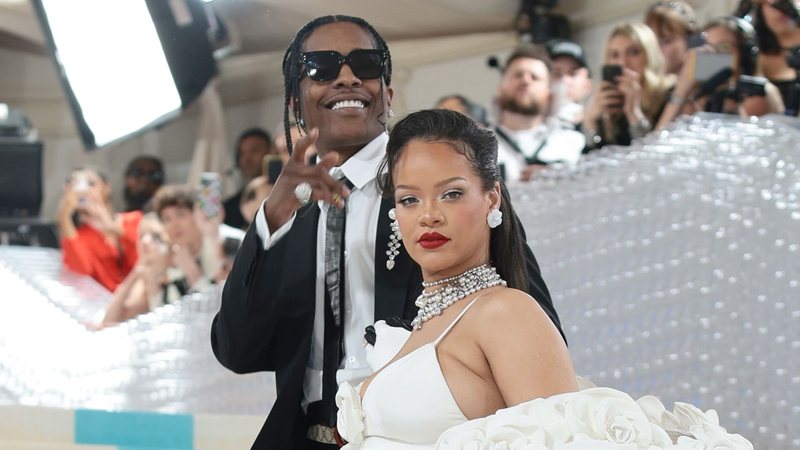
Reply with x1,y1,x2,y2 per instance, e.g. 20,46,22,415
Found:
294,182,312,206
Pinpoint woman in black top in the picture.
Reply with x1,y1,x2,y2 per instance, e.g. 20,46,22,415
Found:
753,0,800,115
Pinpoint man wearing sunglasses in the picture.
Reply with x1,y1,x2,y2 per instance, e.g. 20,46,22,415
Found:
212,15,561,450
123,155,164,212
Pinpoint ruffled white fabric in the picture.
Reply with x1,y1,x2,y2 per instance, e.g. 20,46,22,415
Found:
435,388,753,450
364,320,411,371
336,382,366,449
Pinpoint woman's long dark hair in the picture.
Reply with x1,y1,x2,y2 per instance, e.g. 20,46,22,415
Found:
378,109,528,290
280,15,392,155
753,5,783,55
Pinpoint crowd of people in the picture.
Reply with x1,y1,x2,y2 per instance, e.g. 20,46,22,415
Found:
47,1,799,448
436,0,800,180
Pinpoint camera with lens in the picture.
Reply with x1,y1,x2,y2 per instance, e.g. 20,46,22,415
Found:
786,46,800,70
735,74,767,99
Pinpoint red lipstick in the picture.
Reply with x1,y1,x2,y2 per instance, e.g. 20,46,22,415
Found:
418,232,450,249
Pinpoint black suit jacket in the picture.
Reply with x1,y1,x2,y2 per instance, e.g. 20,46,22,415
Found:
211,197,562,449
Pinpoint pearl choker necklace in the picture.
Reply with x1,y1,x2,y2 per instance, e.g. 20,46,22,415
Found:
411,264,506,330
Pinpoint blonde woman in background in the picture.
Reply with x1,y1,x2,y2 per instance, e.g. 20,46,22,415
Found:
583,22,672,150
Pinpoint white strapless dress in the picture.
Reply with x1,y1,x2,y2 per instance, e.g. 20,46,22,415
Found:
335,299,753,450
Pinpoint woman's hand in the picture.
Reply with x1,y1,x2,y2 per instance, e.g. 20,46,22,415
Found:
172,244,203,287
263,128,351,233
656,50,700,131
616,68,646,126
583,81,620,125
582,80,622,138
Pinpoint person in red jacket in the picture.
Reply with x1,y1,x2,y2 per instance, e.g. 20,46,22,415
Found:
57,166,142,291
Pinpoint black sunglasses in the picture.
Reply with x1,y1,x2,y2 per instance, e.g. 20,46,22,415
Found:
300,49,387,82
126,168,164,184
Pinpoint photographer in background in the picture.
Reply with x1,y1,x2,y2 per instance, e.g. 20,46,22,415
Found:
57,167,142,292
751,0,800,115
656,16,785,130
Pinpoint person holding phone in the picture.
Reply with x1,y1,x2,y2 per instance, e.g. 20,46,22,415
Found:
100,213,173,326
583,22,672,151
57,166,142,291
147,184,245,294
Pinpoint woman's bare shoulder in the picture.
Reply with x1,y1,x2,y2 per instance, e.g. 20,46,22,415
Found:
473,287,548,319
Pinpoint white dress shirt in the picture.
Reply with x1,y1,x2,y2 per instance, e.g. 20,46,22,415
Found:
254,133,388,406
496,118,585,182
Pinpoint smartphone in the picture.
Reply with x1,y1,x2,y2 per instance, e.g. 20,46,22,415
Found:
197,172,222,219
602,64,623,85
72,173,89,206
687,33,705,49
694,52,733,81
262,154,283,183
736,75,767,97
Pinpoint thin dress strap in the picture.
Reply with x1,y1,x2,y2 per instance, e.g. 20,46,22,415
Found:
433,293,487,346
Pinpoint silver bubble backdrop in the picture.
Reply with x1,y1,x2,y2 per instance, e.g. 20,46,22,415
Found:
0,113,797,448
0,247,275,415
515,113,800,449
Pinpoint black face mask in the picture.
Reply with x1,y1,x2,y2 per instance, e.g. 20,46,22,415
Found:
124,187,153,211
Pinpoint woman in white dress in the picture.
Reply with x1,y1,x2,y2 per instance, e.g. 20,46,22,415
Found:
334,109,752,450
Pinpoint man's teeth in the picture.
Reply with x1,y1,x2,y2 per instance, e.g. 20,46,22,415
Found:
331,100,365,110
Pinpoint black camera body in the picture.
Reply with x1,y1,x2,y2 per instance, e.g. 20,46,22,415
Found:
736,75,768,98
786,46,800,70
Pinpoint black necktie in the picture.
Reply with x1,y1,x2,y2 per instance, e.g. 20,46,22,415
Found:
321,176,353,425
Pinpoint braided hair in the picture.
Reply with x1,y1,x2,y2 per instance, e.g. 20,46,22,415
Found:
281,15,392,155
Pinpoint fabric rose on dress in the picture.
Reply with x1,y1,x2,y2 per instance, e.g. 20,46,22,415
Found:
554,440,638,449
637,396,684,442
435,387,752,450
670,403,753,450
564,387,672,448
335,382,366,448
437,393,577,449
